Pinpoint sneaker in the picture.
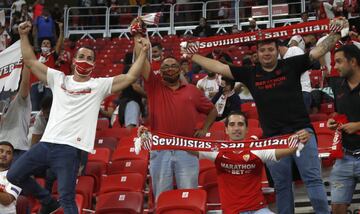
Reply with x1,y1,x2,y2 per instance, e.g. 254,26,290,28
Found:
38,199,60,214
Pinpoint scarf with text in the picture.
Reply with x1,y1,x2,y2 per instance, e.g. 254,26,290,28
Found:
145,132,297,152
186,19,333,52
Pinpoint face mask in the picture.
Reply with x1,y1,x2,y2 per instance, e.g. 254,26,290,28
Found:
41,47,50,54
73,60,95,76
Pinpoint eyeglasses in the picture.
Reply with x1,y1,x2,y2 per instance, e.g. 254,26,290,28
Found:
160,64,180,70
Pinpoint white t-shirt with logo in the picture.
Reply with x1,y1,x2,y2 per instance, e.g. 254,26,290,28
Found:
283,46,312,93
0,170,22,214
41,68,113,153
196,75,221,99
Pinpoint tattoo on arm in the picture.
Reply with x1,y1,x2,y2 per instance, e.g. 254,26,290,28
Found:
310,33,340,62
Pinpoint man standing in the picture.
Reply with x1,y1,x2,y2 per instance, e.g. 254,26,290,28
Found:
326,44,360,214
182,19,349,213
7,21,149,214
0,141,22,214
132,25,218,200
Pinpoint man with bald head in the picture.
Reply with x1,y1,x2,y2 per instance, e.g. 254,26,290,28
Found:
7,21,150,214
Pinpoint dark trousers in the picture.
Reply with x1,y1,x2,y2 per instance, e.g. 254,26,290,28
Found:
7,142,81,214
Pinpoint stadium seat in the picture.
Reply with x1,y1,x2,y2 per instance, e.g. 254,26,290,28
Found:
203,130,226,141
107,159,148,179
94,137,118,151
96,191,144,214
192,73,207,85
156,189,207,214
319,103,335,115
97,119,110,131
311,121,334,135
199,159,216,174
248,118,259,128
85,161,106,193
241,102,257,113
88,147,111,165
52,176,95,209
246,127,263,139
111,146,149,162
198,168,221,210
209,121,225,132
99,173,145,194
309,113,328,122
117,136,136,148
16,196,30,214
96,127,131,140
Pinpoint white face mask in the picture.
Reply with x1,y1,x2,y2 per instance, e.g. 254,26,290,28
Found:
41,47,51,54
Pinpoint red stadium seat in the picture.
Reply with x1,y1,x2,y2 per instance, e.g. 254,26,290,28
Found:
309,113,328,122
311,121,334,135
209,121,225,132
99,173,145,194
198,168,220,210
96,128,131,140
88,147,111,165
156,189,207,214
85,161,107,193
192,73,207,85
111,146,149,162
117,136,136,148
96,191,144,214
97,119,110,131
94,137,118,151
241,102,257,113
52,194,84,214
320,103,335,115
107,159,148,179
199,159,216,174
246,127,263,139
52,176,95,209
202,130,226,141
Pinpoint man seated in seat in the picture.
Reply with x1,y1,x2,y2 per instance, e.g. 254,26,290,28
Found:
0,141,22,214
138,111,307,214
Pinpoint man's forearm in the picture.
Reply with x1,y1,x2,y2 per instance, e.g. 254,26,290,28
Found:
202,108,218,131
310,33,341,61
20,34,37,66
192,54,234,79
128,49,147,80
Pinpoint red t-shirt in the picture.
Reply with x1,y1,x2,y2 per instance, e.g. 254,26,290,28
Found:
151,60,161,73
200,150,277,214
144,70,214,137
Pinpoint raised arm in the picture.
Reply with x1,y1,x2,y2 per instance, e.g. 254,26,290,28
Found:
309,18,348,61
133,35,151,80
18,21,48,84
111,38,150,93
18,66,30,99
191,54,234,79
54,22,64,55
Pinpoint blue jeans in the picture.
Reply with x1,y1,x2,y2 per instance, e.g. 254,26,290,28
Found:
30,82,52,111
7,142,81,214
12,149,27,164
240,207,274,214
302,91,312,112
266,129,329,214
149,150,199,200
330,154,360,204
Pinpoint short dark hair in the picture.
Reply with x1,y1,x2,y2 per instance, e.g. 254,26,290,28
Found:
221,76,235,90
40,96,52,111
0,141,14,153
224,111,248,127
257,39,279,49
40,37,54,48
152,42,162,50
334,44,360,66
75,46,96,60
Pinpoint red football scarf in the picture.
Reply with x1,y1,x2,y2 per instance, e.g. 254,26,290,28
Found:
186,19,332,52
149,132,297,152
330,114,360,159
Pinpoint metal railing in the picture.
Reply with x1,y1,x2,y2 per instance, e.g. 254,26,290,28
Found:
3,0,315,39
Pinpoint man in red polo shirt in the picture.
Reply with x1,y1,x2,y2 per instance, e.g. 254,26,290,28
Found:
132,29,218,200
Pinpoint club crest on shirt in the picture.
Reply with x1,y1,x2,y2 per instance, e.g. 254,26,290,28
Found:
243,154,250,162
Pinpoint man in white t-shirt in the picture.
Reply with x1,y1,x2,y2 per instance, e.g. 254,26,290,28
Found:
196,71,221,99
0,141,22,214
7,21,150,214
31,96,52,145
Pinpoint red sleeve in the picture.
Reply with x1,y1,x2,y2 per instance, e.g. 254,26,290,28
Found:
144,70,162,92
193,86,215,114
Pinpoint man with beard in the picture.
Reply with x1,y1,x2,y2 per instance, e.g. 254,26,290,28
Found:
132,28,218,200
0,141,22,214
181,18,350,213
326,44,360,214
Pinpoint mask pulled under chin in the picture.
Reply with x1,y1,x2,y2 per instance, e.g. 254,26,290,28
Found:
73,60,95,76
41,47,51,55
